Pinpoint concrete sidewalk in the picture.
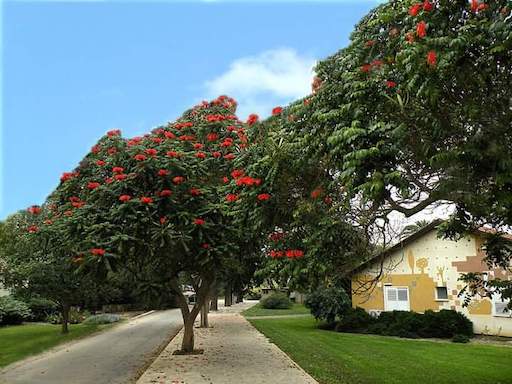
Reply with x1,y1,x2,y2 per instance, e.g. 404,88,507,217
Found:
136,302,318,384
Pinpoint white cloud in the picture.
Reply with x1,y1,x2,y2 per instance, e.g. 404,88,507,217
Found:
204,48,315,119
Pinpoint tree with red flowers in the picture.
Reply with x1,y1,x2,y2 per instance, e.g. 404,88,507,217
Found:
281,0,512,304
25,96,276,352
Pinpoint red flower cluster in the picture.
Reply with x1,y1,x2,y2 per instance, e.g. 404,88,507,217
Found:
164,131,176,139
107,129,121,137
166,151,180,158
269,232,285,242
112,166,124,174
189,188,201,196
27,225,39,233
27,205,41,215
285,249,304,258
231,169,244,179
257,193,271,201
471,0,488,12
226,193,239,202
223,153,235,160
87,182,101,190
140,196,153,204
212,151,221,158
173,176,185,184
60,172,78,182
119,195,131,202
201,243,210,249
179,135,195,141
246,114,259,125
96,160,106,166
159,189,172,197
158,169,169,177
311,187,323,199
194,218,205,225
193,143,204,150
409,1,432,16
427,50,437,67
220,137,234,147
134,154,147,161
145,148,158,157
272,106,283,116
91,145,101,154
236,176,261,186
386,80,397,88
175,122,193,129
90,248,106,256
416,21,427,38
195,152,206,159
269,250,284,258
206,114,230,122
206,133,219,142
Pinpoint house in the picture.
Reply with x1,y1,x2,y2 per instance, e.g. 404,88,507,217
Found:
351,221,512,337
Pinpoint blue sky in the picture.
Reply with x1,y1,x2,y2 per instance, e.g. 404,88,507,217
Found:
1,0,381,219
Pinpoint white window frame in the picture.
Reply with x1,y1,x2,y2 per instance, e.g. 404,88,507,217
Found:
384,285,410,312
435,286,449,302
492,293,511,318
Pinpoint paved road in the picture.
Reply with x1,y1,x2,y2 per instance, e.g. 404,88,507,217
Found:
0,309,183,384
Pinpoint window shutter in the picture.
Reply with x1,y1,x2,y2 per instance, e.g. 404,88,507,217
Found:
494,301,511,316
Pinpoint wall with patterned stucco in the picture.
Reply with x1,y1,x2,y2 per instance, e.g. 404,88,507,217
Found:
352,230,512,337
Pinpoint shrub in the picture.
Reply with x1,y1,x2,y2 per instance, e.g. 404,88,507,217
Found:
419,310,473,338
305,286,350,323
0,296,32,326
452,334,470,343
83,313,122,325
260,292,292,309
46,308,90,325
26,298,58,322
335,307,375,333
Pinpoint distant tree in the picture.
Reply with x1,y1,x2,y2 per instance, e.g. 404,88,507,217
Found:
400,220,431,239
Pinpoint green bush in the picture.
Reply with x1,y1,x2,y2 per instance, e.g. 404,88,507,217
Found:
26,298,58,322
305,287,350,323
333,308,473,339
452,334,470,343
260,292,292,309
0,296,32,326
83,313,121,325
335,307,375,333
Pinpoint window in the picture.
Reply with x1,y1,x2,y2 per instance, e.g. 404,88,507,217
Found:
435,286,448,301
384,286,410,311
493,294,511,318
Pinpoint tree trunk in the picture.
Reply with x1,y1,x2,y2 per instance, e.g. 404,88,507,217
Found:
200,300,209,328
61,303,70,334
225,283,232,306
236,289,244,303
181,317,195,353
210,293,218,311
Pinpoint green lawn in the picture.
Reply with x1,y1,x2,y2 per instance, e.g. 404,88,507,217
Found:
0,323,108,368
242,303,310,317
249,316,512,384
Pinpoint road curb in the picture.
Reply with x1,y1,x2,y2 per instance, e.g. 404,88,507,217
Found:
132,310,156,320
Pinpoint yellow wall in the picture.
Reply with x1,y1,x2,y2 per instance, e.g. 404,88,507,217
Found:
352,231,512,337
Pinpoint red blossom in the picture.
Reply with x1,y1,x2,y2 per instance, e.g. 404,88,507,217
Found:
285,249,304,258
134,154,147,161
160,216,167,225
195,152,206,159
423,0,433,11
212,151,221,158
406,32,415,43
257,193,271,201
69,196,81,202
107,147,117,155
140,196,153,204
164,131,176,139
145,148,158,157
114,174,127,181
28,225,39,233
365,40,375,47
246,114,259,125
360,64,372,73
119,195,131,202
152,137,163,144
272,106,283,116
96,160,106,166
427,50,437,67
222,176,229,184
91,248,106,256
166,151,180,158
64,210,73,217
159,189,172,197
158,169,169,177
107,129,121,137
44,219,53,225
409,2,422,16
201,243,210,249
224,153,235,160
105,177,114,184
386,80,397,88
194,218,205,226
112,166,124,174
269,250,284,258
311,187,323,199
231,169,244,179
179,135,196,141
60,172,77,182
27,205,41,215
193,143,204,150
87,182,101,190
206,133,219,142
226,194,239,202
72,201,86,208
189,188,201,196
173,176,185,184
416,21,427,38
91,145,101,154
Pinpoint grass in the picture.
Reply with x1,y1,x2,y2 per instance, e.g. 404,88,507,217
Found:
248,316,512,384
242,303,310,317
0,323,110,368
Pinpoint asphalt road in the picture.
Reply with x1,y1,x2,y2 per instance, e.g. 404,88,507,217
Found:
0,309,183,384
